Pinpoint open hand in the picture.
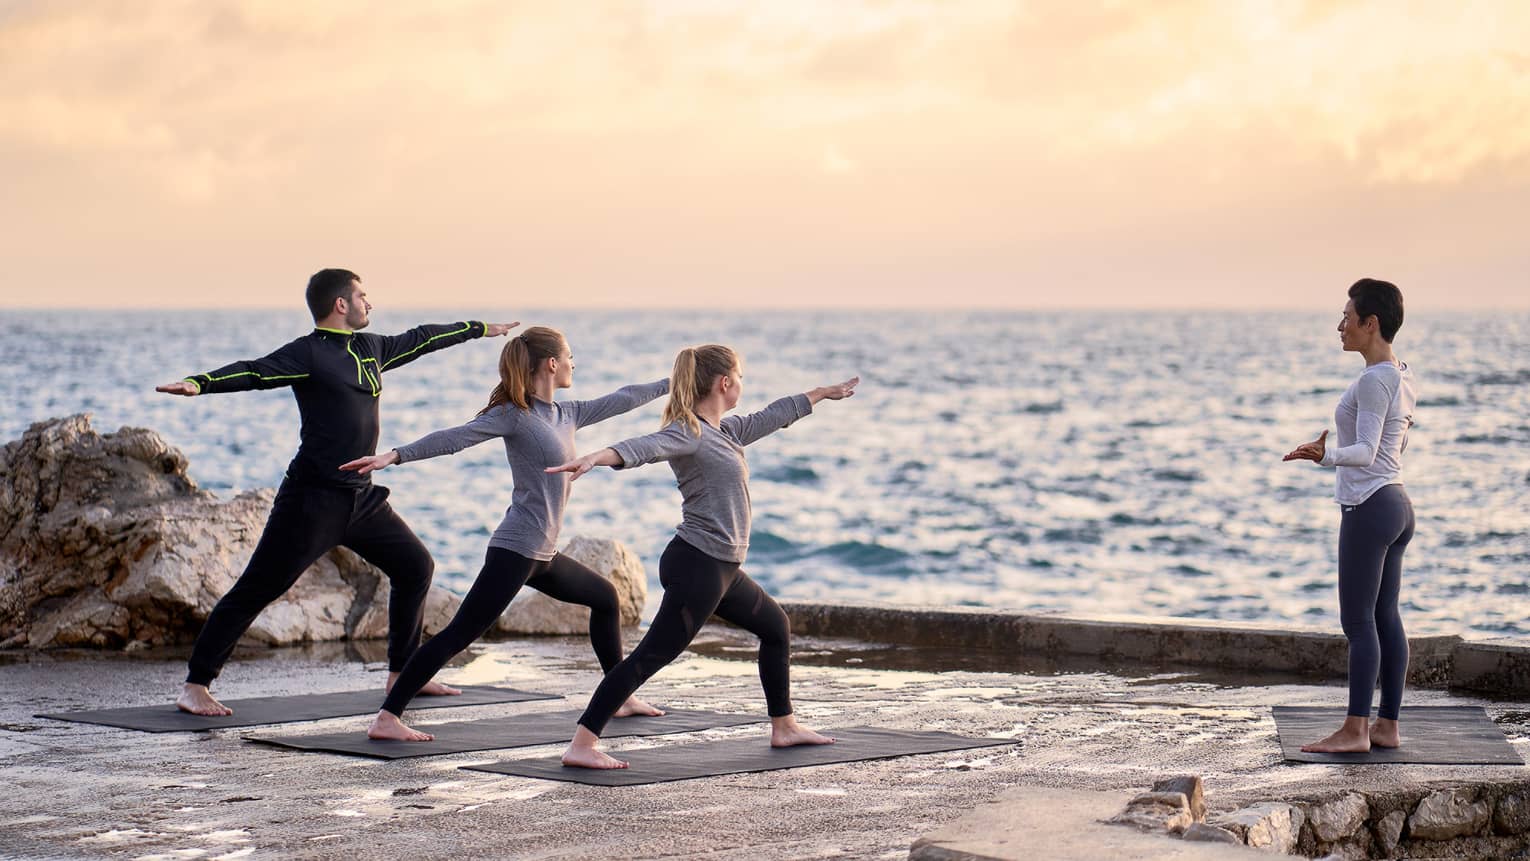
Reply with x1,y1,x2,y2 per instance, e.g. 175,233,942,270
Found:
483,322,521,337
545,455,597,481
809,376,859,403
340,450,400,475
155,381,199,396
1282,430,1328,463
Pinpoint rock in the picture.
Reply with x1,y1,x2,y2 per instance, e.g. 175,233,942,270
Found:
1310,840,1370,861
495,535,646,635
1495,792,1530,835
1107,791,1193,834
1152,775,1206,822
1212,802,1305,854
1373,809,1406,855
0,414,461,650
1409,788,1491,841
1182,823,1241,844
1307,792,1369,843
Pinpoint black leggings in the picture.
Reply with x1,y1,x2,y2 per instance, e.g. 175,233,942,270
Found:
1338,484,1415,720
577,537,793,736
381,547,623,716
187,480,433,687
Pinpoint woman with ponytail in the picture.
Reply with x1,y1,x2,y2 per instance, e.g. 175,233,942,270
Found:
546,345,858,769
339,326,670,741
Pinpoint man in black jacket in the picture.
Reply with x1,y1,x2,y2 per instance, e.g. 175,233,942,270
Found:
157,269,517,715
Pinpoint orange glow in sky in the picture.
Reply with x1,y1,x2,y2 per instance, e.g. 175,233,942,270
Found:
1,1,1527,309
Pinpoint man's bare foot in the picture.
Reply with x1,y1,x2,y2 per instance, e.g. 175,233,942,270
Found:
561,725,628,769
176,684,233,717
614,696,665,718
385,672,461,697
367,710,434,742
1300,716,1372,753
1369,718,1401,749
770,714,836,748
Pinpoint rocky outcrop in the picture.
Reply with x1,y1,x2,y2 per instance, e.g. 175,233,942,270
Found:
0,414,469,649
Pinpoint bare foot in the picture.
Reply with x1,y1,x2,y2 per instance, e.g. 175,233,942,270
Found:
367,710,434,742
1370,718,1401,749
561,726,628,769
385,672,461,697
614,696,665,718
770,714,836,748
1300,725,1371,753
176,684,233,717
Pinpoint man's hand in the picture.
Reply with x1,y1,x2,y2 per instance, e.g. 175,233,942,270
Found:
483,322,521,337
156,381,199,397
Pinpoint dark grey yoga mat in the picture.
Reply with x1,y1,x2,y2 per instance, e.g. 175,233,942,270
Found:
1274,706,1523,765
463,726,1015,786
38,685,559,733
247,708,764,759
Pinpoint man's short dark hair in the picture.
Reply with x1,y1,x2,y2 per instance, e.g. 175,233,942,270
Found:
306,269,361,321
1348,278,1404,343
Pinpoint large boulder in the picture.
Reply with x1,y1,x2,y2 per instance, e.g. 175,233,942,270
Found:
0,414,461,649
495,535,647,635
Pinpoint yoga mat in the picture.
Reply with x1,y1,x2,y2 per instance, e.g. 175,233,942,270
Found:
247,709,764,759
38,685,559,733
1274,705,1523,765
463,726,1014,786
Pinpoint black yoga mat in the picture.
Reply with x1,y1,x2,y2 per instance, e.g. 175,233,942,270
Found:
247,708,764,759
38,685,559,733
1274,705,1523,765
463,726,1015,786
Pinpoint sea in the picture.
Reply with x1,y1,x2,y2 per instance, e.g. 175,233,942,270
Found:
3,309,1526,637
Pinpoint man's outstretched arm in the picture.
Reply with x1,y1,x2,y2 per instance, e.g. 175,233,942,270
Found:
369,320,519,372
157,338,312,396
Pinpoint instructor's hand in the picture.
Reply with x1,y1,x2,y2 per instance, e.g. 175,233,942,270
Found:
1282,429,1328,463
340,450,400,475
155,381,199,396
808,376,859,404
483,322,521,337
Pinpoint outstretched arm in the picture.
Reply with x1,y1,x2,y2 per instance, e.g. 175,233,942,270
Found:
159,338,311,396
569,378,670,428
369,320,519,372
546,423,700,481
341,410,513,475
723,376,859,446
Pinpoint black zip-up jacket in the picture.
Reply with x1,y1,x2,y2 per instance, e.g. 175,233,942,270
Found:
184,322,487,487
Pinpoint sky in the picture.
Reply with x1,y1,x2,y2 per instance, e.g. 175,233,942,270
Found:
1,0,1527,310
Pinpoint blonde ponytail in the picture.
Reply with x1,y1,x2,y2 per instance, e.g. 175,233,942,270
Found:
661,344,738,434
480,326,565,415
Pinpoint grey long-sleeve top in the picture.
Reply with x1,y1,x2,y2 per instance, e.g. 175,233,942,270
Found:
1319,361,1417,506
393,380,669,560
609,393,813,564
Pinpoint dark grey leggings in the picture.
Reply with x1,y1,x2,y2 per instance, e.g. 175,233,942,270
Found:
577,537,793,736
1338,484,1415,720
381,547,623,717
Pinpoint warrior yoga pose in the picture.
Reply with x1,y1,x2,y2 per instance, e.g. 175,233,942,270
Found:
155,269,517,716
545,344,859,769
1284,278,1417,753
340,326,669,741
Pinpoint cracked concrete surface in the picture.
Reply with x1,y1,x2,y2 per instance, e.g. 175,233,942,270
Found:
2,632,1527,860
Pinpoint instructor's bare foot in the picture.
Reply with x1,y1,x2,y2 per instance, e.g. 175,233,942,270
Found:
614,696,665,718
1370,718,1401,749
1300,716,1371,753
561,726,628,769
176,684,232,717
367,710,434,742
770,714,835,748
386,672,461,697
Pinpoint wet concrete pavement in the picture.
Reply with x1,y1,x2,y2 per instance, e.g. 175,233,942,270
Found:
3,632,1528,860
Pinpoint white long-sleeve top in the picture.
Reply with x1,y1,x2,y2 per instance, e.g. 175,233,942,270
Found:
1320,361,1417,505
